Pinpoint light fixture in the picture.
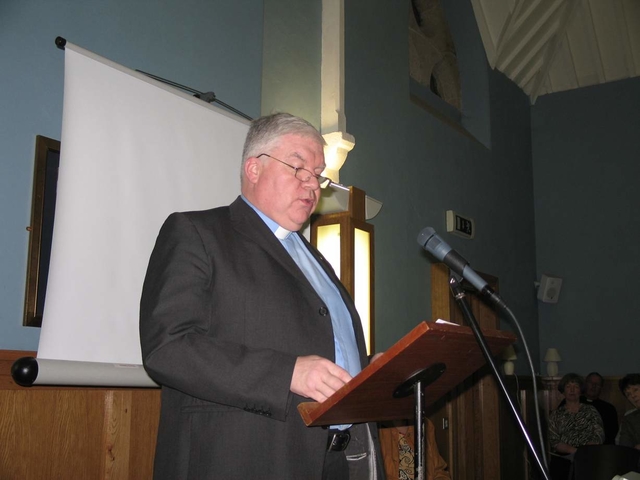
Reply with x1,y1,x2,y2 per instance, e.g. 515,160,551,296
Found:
315,181,383,219
311,186,375,355
501,345,517,375
543,348,562,377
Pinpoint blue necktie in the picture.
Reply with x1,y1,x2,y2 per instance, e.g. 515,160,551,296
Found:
281,233,362,379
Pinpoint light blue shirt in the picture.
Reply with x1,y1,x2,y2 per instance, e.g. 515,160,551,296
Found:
240,196,362,379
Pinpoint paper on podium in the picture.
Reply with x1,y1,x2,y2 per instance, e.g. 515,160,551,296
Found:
298,321,516,426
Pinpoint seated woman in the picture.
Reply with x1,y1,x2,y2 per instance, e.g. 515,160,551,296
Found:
618,373,640,450
548,373,605,480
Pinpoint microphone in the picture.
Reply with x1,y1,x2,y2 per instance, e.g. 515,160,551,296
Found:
417,227,505,309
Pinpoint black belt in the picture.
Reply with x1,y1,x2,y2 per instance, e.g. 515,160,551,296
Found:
327,428,351,452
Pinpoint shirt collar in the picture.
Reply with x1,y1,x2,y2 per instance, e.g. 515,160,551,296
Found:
241,195,292,240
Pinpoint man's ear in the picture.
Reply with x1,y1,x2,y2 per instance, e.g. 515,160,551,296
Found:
244,157,261,184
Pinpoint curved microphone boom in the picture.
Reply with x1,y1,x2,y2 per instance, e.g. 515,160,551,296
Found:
416,226,551,479
417,227,507,310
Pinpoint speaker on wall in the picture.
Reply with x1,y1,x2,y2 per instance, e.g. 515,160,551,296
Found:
537,274,563,304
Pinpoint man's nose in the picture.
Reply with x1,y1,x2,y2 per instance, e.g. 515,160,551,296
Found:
303,177,322,190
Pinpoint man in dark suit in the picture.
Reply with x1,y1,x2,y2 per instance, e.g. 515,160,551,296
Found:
584,372,619,444
140,113,384,479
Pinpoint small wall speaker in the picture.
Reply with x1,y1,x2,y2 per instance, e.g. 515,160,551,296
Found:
537,274,563,304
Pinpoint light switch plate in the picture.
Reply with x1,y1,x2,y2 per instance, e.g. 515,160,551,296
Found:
446,210,475,239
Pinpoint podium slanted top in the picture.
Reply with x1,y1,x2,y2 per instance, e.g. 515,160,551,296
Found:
298,321,516,426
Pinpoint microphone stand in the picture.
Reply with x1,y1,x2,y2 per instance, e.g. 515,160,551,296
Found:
448,272,551,480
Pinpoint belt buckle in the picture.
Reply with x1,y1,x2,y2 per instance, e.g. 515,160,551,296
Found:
327,430,351,452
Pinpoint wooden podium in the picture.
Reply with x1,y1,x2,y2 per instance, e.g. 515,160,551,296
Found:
299,320,516,480
299,320,516,426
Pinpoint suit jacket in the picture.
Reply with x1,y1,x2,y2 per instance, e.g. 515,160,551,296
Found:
588,398,619,445
140,197,382,479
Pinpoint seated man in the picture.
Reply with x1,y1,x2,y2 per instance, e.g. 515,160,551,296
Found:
584,372,619,444
618,373,640,450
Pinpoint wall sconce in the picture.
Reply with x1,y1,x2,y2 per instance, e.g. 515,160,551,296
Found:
315,181,382,219
543,348,562,377
501,345,517,375
311,186,375,355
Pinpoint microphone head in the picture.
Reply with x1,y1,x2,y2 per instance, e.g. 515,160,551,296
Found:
416,226,490,296
417,226,436,248
417,226,450,261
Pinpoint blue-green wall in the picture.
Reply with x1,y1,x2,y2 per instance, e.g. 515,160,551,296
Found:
532,78,640,375
262,0,322,124
341,0,540,372
0,0,263,350
4,0,635,377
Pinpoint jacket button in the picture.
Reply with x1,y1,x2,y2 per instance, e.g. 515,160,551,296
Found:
319,306,329,316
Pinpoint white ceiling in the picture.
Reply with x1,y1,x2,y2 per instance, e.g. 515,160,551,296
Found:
470,0,640,104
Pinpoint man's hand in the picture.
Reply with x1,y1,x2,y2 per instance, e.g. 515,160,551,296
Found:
370,352,384,363
290,355,352,402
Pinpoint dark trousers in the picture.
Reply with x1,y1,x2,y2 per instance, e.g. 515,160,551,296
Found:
323,424,374,480
323,451,349,480
550,455,572,480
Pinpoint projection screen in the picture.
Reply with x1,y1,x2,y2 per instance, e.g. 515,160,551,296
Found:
21,42,250,386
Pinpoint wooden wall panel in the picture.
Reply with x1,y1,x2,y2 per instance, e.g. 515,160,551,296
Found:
129,390,162,475
0,350,160,480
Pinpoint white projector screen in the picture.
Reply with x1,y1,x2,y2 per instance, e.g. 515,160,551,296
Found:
33,43,250,386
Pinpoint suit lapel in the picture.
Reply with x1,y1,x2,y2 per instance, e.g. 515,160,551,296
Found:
298,232,353,312
229,197,316,294
229,197,368,365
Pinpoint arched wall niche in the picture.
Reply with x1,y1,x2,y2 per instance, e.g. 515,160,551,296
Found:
409,0,491,148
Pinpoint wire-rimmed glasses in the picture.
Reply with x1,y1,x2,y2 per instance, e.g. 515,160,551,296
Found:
257,153,332,189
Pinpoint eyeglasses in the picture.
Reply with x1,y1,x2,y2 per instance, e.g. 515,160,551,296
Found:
257,153,332,189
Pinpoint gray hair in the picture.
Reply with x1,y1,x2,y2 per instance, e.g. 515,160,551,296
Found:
240,113,326,177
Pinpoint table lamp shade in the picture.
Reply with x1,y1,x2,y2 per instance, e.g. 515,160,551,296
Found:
502,345,517,361
544,348,561,377
544,348,561,362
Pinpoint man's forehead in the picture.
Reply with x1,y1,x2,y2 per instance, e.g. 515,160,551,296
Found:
286,150,325,166
276,137,325,165
277,133,323,150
